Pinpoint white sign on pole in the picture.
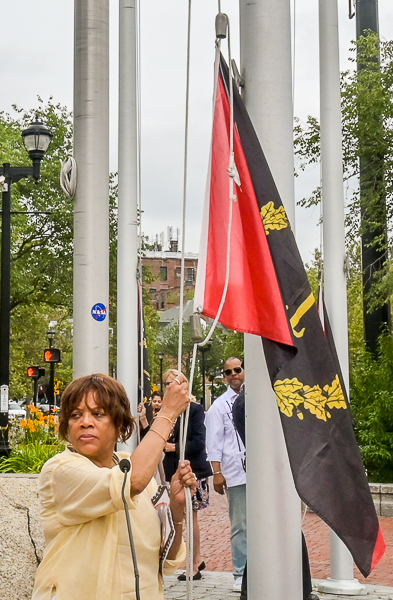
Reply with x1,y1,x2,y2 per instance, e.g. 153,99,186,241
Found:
0,385,9,413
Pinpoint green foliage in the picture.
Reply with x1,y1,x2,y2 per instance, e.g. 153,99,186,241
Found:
350,333,393,482
0,441,65,474
294,34,393,308
0,100,75,397
156,322,228,398
223,331,244,361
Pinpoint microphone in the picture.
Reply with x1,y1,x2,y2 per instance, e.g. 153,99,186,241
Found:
119,458,141,600
119,458,131,473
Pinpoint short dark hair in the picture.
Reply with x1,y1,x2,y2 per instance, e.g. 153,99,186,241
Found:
151,391,163,400
59,373,135,443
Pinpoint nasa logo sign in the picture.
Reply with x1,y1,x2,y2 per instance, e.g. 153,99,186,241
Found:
91,303,107,322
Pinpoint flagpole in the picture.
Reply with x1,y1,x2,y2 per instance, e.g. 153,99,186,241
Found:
117,0,139,452
73,0,110,378
240,2,302,599
318,1,366,594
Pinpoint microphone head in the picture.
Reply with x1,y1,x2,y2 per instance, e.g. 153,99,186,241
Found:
119,458,131,474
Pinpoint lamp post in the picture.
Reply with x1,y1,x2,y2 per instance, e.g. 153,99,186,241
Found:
158,352,164,391
209,366,222,404
199,341,212,410
0,116,52,456
46,329,55,413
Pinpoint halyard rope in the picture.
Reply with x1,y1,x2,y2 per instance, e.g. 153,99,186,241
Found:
178,2,194,597
177,6,236,598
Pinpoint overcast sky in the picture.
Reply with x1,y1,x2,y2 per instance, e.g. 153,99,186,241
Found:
1,1,393,263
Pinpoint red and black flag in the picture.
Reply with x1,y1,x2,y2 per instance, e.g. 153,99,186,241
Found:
195,49,385,577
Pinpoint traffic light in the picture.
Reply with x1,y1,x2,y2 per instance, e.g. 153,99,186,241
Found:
44,348,61,363
27,366,45,379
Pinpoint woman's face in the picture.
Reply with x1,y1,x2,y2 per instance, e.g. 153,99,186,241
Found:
152,395,162,414
67,391,118,468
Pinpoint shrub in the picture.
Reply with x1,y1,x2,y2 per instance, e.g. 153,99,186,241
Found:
0,441,65,474
350,333,393,482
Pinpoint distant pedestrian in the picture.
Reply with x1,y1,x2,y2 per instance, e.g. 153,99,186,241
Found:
205,357,246,592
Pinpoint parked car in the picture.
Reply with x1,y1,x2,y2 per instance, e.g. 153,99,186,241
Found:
8,402,26,418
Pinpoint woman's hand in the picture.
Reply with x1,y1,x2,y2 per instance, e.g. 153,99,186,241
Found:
137,402,146,417
170,460,197,510
164,442,176,453
161,374,190,421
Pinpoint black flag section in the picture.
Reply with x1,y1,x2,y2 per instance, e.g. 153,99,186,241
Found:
218,54,385,576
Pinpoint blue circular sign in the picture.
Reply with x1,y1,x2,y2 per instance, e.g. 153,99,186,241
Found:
91,303,107,321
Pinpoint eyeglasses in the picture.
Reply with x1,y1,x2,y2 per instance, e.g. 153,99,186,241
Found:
224,367,243,377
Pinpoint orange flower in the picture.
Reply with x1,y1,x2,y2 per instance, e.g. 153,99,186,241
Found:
29,405,39,413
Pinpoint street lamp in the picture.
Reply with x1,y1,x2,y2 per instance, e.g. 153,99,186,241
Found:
209,366,222,404
46,329,55,412
158,352,164,391
0,116,52,456
199,341,212,410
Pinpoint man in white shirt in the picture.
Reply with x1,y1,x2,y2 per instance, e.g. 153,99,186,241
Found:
205,357,246,592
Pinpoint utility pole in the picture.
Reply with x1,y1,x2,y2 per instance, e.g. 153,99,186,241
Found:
356,0,390,354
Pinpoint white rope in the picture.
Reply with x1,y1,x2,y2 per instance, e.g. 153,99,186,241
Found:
60,156,77,198
177,2,194,597
177,8,236,596
191,15,236,367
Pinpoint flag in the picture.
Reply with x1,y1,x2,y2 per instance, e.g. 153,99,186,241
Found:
195,49,385,577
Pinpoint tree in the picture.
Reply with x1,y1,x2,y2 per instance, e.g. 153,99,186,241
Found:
294,35,393,312
0,100,75,397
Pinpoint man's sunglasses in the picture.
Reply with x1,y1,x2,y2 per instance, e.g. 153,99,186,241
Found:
224,367,243,377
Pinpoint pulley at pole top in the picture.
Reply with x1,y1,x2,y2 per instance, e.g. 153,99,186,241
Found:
215,12,228,39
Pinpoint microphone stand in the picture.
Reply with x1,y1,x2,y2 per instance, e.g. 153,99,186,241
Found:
119,459,141,600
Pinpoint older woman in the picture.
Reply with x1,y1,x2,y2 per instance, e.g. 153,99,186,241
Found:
32,373,195,600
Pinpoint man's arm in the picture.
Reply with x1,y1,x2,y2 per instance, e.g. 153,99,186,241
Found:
205,402,227,495
211,460,227,495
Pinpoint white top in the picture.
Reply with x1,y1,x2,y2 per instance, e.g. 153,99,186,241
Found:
205,387,246,488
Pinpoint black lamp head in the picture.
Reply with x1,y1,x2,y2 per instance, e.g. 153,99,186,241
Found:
21,115,52,181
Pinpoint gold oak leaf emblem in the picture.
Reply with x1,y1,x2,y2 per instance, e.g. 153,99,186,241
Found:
260,201,289,235
302,385,328,422
274,378,303,417
274,375,347,421
324,375,347,410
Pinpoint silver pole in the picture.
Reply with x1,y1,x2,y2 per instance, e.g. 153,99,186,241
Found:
240,1,302,599
117,0,139,451
318,1,366,593
73,0,110,378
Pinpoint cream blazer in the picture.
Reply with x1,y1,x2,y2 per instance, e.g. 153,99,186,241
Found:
32,448,185,600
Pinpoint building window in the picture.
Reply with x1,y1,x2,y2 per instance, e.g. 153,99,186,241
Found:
161,294,165,309
187,267,195,282
160,266,167,281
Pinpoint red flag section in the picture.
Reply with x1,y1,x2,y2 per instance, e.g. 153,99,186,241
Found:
195,63,293,345
195,49,385,577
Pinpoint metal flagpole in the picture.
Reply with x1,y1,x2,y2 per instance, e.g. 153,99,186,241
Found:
240,1,302,599
117,0,139,451
73,0,110,377
317,1,366,594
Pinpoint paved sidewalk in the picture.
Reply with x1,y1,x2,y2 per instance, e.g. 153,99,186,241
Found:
165,572,393,600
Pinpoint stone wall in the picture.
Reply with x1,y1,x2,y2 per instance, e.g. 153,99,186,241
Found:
370,483,393,517
0,475,43,600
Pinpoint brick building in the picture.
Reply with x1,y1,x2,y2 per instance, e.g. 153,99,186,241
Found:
142,250,198,310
